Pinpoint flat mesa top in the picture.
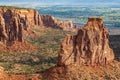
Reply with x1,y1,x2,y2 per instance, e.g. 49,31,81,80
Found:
0,6,33,10
88,17,103,21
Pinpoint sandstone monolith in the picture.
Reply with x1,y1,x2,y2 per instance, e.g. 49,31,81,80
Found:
58,18,114,66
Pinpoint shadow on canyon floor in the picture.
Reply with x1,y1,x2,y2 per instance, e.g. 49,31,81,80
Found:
109,35,120,62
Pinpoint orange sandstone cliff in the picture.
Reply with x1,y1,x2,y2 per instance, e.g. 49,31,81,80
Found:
0,8,43,45
57,18,114,66
0,17,118,80
41,18,117,80
41,15,76,31
0,7,76,46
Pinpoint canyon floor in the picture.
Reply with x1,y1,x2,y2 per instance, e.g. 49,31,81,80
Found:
0,5,119,80
0,26,119,80
0,27,75,74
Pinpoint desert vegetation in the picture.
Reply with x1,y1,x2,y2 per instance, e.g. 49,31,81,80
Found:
0,27,75,74
0,26,119,75
0,5,119,80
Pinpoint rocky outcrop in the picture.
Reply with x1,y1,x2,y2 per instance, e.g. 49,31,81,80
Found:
2,9,43,28
0,8,43,45
41,15,76,31
0,15,8,44
0,7,76,46
58,18,114,66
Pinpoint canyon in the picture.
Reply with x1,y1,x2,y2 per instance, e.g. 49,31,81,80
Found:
0,6,76,46
0,6,119,80
41,18,120,80
0,6,76,53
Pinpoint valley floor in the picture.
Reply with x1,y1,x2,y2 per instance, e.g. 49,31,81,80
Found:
0,27,119,80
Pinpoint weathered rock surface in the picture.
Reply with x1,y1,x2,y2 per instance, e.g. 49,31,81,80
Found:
0,15,8,44
0,7,76,46
41,15,77,31
0,8,43,45
58,18,114,66
43,61,120,80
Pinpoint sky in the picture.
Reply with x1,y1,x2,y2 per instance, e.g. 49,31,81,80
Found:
0,0,120,7
0,0,120,2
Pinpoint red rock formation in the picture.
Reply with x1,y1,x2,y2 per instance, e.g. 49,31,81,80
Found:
0,8,43,45
0,15,8,44
41,15,76,31
58,18,114,66
0,8,40,53
0,7,76,46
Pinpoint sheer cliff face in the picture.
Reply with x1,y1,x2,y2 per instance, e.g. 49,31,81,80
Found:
0,8,76,45
0,8,43,45
41,15,76,31
0,15,8,43
58,18,114,66
2,9,43,27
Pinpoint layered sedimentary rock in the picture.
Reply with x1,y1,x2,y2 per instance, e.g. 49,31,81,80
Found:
1,9,43,28
0,7,76,45
0,15,8,43
41,15,76,31
58,18,114,66
0,8,43,45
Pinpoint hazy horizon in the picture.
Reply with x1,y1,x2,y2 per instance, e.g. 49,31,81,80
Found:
0,0,120,7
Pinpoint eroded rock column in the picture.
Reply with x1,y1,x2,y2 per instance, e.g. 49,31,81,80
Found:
58,18,114,66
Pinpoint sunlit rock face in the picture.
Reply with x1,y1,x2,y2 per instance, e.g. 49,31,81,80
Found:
0,8,43,45
41,15,77,31
0,15,8,43
0,7,76,45
58,18,114,66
